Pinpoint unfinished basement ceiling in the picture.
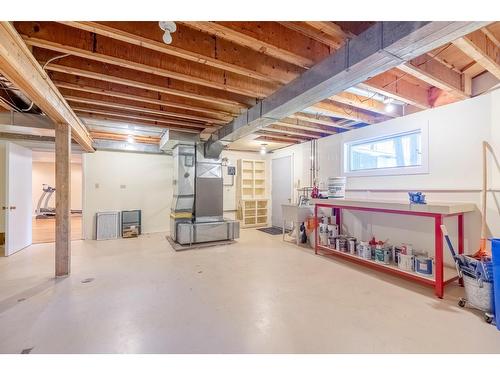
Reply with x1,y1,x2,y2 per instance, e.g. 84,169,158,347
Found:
1,21,499,152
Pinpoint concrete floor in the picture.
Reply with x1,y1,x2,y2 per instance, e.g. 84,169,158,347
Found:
0,229,499,354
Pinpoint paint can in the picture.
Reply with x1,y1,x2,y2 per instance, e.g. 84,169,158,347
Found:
328,224,339,238
393,246,402,264
415,256,433,276
335,236,347,252
400,243,413,255
398,253,415,272
347,237,356,254
375,247,391,264
327,177,346,198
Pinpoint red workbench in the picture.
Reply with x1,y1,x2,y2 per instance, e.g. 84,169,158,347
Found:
312,198,476,298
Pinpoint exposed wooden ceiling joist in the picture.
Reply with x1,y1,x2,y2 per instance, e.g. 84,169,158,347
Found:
398,54,470,99
290,112,353,130
181,21,330,68
264,124,323,139
254,135,299,145
58,21,298,85
62,94,225,125
277,22,345,49
90,130,160,145
453,29,500,80
329,91,402,117
18,26,277,99
73,107,204,132
0,22,93,151
310,100,388,124
276,118,337,135
43,62,246,109
216,22,488,142
53,80,234,121
359,70,432,109
256,130,313,142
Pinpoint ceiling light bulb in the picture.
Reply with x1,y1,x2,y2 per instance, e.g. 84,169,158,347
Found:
127,135,136,144
260,144,267,155
159,21,177,33
162,31,173,45
385,103,396,113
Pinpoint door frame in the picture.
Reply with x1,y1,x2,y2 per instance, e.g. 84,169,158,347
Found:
271,154,294,228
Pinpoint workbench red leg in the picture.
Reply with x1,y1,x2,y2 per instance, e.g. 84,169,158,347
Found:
435,215,444,298
458,214,464,286
314,204,318,255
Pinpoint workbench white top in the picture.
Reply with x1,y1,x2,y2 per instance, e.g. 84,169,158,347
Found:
311,198,476,215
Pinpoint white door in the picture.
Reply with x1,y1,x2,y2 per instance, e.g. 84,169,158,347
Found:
271,155,292,228
3,142,32,256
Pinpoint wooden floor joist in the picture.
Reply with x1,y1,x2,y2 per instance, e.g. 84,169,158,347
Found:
44,63,246,109
53,80,235,120
0,22,93,151
58,21,294,85
453,29,500,80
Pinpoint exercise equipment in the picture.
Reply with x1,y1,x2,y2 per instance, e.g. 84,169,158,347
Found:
35,184,56,219
35,184,82,219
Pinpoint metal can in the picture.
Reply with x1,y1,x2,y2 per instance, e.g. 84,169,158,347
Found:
347,237,356,254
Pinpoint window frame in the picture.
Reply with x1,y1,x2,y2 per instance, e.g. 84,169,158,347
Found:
342,123,429,177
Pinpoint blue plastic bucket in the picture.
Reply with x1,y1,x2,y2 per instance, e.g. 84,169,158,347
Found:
491,238,500,330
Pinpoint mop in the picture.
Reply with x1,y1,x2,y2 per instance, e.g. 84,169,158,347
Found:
473,141,496,258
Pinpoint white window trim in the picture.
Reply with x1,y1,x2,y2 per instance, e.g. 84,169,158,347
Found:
341,122,429,177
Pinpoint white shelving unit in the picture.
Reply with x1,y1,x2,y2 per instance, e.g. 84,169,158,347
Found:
237,159,268,228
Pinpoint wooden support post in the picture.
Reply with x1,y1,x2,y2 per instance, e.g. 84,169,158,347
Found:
55,122,71,277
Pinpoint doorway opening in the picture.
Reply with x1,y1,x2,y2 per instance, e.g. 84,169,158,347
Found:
31,151,83,244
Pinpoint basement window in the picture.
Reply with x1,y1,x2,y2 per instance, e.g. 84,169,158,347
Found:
343,128,428,177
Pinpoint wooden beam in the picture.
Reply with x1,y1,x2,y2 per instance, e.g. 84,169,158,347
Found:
62,94,225,125
255,135,299,145
310,100,387,124
73,108,203,132
79,113,200,134
58,21,295,85
53,80,234,120
90,131,160,145
359,70,431,109
275,118,337,135
181,22,330,68
55,122,71,276
453,29,500,80
330,91,402,117
216,22,487,141
256,130,311,142
277,22,345,49
398,54,469,99
265,124,323,139
303,22,347,41
0,22,93,151
21,33,275,99
289,112,352,130
45,62,245,109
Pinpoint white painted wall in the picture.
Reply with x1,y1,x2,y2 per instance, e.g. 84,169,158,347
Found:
83,150,173,239
32,161,82,214
268,91,500,262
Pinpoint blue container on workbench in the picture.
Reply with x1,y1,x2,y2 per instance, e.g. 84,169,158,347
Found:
492,238,500,330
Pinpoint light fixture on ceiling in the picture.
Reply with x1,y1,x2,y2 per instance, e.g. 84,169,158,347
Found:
127,135,136,144
159,21,177,45
260,144,267,155
383,97,395,113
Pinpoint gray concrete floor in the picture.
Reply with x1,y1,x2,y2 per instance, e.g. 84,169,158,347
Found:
0,229,499,354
